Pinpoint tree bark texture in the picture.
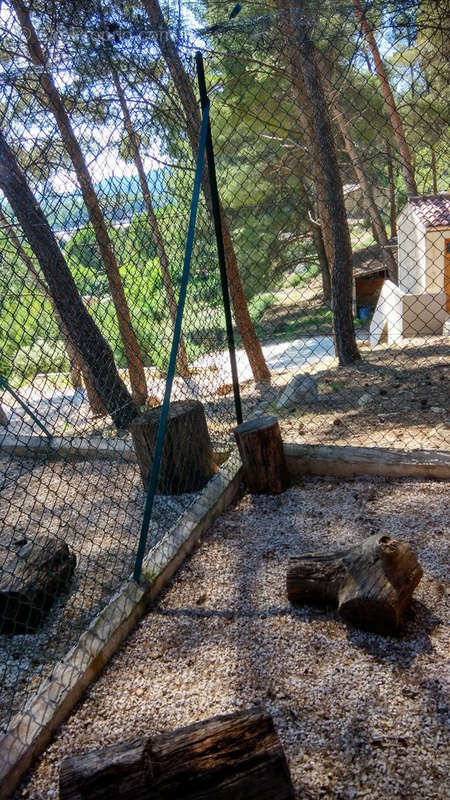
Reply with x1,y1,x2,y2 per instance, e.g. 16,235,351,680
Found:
142,0,270,383
130,400,217,494
12,0,148,405
0,536,76,635
352,0,417,196
59,708,295,800
315,53,398,282
276,1,360,364
103,28,190,378
289,13,360,365
386,140,397,238
0,130,138,429
234,416,289,494
311,222,332,304
287,533,423,633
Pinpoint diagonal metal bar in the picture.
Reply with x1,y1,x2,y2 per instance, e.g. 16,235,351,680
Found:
0,374,53,442
133,100,211,583
195,50,243,426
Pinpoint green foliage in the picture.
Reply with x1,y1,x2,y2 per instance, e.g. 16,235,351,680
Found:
12,338,70,381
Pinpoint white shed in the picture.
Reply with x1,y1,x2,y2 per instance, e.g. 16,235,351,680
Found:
397,193,450,307
370,193,450,345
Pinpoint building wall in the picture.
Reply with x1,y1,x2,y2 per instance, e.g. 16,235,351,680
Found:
425,228,449,292
402,292,447,336
397,209,426,293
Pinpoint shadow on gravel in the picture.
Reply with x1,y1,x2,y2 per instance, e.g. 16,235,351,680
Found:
345,599,442,669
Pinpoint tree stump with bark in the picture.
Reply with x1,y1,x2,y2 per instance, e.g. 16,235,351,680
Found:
0,536,76,635
59,707,295,800
130,400,217,494
287,533,423,634
234,416,289,494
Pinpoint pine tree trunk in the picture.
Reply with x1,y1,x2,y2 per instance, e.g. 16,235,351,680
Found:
276,2,358,361
311,222,331,304
104,35,190,378
386,140,397,238
352,0,417,196
0,129,138,430
431,146,438,193
316,53,398,282
12,0,147,406
281,3,360,365
142,0,270,383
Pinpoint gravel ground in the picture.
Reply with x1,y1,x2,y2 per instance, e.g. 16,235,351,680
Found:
16,476,449,800
0,455,197,732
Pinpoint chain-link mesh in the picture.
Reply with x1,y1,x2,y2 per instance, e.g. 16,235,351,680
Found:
0,0,448,775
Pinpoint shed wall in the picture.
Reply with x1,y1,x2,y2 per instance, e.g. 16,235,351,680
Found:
397,210,425,293
425,228,449,292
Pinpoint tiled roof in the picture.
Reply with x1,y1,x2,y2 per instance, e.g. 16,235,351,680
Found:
409,193,450,227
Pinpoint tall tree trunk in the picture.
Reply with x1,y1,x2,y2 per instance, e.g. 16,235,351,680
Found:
142,0,270,382
0,129,138,429
352,0,417,196
12,0,147,405
316,53,398,282
106,53,190,377
316,55,397,280
292,15,360,364
386,140,397,238
277,1,360,364
430,146,438,194
311,221,332,304
0,208,107,413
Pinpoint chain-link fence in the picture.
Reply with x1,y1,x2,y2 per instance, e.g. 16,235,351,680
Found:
0,0,449,777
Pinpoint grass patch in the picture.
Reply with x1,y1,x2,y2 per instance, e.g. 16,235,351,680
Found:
248,291,277,323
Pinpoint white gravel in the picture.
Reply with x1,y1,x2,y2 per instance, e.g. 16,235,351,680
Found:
15,476,449,800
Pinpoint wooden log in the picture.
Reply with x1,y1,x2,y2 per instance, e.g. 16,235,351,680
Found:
130,400,217,494
59,708,295,800
0,536,76,635
234,416,289,494
287,533,423,633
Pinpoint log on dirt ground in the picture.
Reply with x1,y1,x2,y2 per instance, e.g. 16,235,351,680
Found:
59,707,295,800
233,416,289,494
0,536,76,635
130,400,217,494
287,533,423,634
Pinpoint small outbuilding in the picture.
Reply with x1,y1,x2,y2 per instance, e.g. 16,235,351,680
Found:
370,194,450,346
397,193,450,310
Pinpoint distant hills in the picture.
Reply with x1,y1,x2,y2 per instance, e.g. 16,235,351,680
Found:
41,167,170,232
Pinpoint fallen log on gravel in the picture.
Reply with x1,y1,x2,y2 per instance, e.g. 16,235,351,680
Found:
0,536,76,635
59,707,295,800
287,533,423,633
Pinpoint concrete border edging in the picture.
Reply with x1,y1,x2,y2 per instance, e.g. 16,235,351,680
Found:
284,443,450,480
0,451,243,800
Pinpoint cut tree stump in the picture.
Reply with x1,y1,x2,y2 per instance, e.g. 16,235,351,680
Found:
233,416,289,494
0,536,76,635
59,707,295,800
287,533,423,634
130,400,217,494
